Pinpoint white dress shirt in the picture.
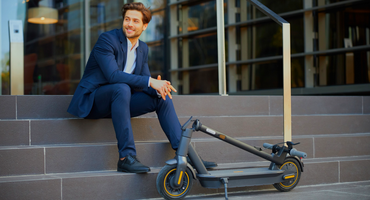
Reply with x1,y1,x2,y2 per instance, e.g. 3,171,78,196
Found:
123,38,139,74
123,38,151,88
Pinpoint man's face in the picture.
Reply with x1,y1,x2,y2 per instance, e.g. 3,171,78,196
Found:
123,10,148,39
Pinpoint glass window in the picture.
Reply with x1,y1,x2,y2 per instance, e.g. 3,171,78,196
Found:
135,0,165,10
324,2,370,50
188,33,218,66
90,0,122,49
1,0,85,95
291,57,304,88
25,0,84,95
1,1,26,95
252,60,283,90
140,10,164,42
254,22,282,58
241,16,304,60
320,51,370,86
254,0,303,18
240,57,304,91
189,68,218,94
180,1,217,33
148,43,164,75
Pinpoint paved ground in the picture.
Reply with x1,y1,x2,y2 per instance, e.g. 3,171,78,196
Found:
183,181,370,200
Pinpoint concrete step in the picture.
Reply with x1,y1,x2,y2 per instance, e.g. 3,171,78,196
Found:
1,156,369,200
1,95,369,120
1,133,369,176
1,114,370,146
1,95,369,199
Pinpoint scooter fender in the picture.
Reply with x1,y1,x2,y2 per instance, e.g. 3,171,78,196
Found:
166,159,197,180
286,156,304,172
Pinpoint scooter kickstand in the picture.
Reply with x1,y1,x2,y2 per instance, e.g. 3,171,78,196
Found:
220,178,229,200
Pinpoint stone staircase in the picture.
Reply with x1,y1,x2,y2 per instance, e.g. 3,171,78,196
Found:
0,95,369,200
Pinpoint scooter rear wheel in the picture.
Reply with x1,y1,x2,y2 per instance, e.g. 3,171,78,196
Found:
273,157,302,192
156,164,193,200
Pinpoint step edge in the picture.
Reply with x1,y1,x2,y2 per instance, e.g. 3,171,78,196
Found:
1,156,369,182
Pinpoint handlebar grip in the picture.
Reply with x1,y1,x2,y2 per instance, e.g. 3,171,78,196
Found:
290,148,307,158
263,143,274,149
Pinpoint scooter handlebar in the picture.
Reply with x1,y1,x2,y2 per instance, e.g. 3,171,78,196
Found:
263,143,307,158
263,143,274,149
290,148,307,158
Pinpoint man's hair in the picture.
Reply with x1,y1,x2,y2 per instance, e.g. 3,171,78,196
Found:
121,2,152,24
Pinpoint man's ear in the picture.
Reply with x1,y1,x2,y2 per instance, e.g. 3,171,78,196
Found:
143,23,148,31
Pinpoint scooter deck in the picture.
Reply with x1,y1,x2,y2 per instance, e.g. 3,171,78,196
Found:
197,167,284,189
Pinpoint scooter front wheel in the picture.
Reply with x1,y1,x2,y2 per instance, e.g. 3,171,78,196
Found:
273,157,302,192
156,164,193,200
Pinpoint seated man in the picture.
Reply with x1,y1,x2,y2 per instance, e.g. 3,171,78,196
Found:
67,2,216,173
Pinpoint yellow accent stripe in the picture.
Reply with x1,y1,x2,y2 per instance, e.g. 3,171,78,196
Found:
279,161,298,188
284,175,295,179
178,171,183,185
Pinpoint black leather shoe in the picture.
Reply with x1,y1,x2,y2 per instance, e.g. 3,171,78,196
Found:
117,154,150,173
186,156,217,169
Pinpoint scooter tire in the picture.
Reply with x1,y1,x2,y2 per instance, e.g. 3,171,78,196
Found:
273,157,302,192
156,164,193,200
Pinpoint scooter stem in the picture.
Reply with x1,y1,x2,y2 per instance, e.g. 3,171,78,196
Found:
172,128,193,188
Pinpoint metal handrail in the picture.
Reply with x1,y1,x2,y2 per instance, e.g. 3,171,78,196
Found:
247,0,292,144
216,0,291,143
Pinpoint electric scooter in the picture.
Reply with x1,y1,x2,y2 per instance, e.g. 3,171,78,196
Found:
156,117,307,200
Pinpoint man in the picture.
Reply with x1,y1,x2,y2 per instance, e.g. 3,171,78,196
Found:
68,2,216,173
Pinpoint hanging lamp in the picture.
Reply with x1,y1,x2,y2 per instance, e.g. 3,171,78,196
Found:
28,6,58,24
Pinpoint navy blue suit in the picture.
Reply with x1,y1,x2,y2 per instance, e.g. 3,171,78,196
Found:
68,28,181,158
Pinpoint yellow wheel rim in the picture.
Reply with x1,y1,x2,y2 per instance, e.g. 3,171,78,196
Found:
279,161,299,188
163,168,190,197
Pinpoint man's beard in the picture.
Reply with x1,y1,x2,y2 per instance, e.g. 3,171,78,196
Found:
124,28,142,38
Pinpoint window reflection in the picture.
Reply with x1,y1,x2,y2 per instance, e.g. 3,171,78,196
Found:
255,0,302,18
321,51,370,86
148,43,164,74
188,33,218,66
134,0,165,10
253,61,283,90
249,17,304,59
189,68,218,94
325,3,370,49
180,1,217,33
291,57,304,88
140,10,164,42
24,0,84,95
90,0,122,48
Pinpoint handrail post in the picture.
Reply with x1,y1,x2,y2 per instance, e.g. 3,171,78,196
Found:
216,0,227,96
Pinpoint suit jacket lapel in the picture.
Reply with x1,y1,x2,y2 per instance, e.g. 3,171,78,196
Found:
118,28,127,71
134,42,143,75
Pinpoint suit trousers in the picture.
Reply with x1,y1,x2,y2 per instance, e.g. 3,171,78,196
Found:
85,83,182,158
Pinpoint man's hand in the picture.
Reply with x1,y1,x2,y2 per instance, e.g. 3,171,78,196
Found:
150,75,177,100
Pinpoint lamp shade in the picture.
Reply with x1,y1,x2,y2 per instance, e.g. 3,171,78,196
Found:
28,7,58,24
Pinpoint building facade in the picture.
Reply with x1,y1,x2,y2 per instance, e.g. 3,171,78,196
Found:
1,0,369,95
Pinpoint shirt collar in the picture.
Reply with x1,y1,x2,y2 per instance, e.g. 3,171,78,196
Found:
126,38,139,52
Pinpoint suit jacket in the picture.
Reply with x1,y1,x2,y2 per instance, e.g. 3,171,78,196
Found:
67,28,157,118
